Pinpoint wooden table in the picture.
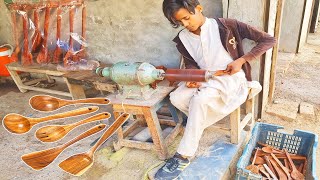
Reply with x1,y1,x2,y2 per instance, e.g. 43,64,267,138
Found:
6,62,86,99
108,86,183,160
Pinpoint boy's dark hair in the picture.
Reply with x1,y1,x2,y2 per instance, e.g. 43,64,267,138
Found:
162,0,200,28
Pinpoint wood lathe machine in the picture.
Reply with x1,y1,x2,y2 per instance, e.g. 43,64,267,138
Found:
95,61,224,100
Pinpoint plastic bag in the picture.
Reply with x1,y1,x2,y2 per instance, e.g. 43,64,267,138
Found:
5,0,88,68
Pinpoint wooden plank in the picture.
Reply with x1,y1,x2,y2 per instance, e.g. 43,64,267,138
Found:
117,139,154,150
262,0,278,114
165,124,183,146
7,62,65,76
159,119,177,127
240,113,252,130
122,120,141,138
107,86,175,107
269,0,286,103
63,77,86,99
19,84,72,97
230,107,240,144
6,66,28,93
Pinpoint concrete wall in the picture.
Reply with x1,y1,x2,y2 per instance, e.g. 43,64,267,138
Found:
0,0,222,68
279,0,306,53
298,0,314,52
227,0,267,82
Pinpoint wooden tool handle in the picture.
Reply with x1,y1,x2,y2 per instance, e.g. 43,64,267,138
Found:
263,164,278,180
32,106,99,124
251,148,259,165
73,112,111,127
284,149,300,172
264,156,277,177
80,5,86,50
69,6,75,48
53,7,62,63
22,13,32,65
63,124,106,148
88,113,130,156
271,153,291,179
66,98,111,105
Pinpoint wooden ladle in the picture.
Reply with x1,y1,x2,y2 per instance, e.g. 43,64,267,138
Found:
22,124,106,170
36,112,111,142
2,106,98,134
59,113,130,176
284,149,305,180
29,95,110,112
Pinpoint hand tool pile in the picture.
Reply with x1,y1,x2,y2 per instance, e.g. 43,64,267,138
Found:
2,94,130,176
7,0,87,67
246,142,307,180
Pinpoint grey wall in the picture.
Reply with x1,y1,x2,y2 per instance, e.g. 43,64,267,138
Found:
0,0,222,68
279,0,306,53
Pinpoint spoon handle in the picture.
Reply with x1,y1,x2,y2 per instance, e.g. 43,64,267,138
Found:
72,112,111,127
65,98,111,106
271,153,291,179
88,113,130,156
32,106,99,124
63,124,107,148
284,149,299,171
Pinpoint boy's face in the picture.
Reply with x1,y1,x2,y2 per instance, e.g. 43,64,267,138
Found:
174,5,204,33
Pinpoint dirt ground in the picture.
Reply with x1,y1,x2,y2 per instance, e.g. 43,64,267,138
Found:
262,28,320,178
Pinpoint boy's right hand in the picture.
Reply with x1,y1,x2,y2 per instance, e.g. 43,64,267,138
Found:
186,82,201,88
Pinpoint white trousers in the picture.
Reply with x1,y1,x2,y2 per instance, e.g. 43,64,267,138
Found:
170,79,249,157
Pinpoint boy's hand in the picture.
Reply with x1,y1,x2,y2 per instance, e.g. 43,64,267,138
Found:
224,58,246,75
186,82,201,88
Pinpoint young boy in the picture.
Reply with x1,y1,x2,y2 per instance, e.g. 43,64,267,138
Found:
155,0,276,179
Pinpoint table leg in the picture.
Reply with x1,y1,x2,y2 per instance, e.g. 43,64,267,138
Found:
142,107,168,160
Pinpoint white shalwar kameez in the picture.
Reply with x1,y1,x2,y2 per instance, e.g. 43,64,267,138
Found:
170,18,260,157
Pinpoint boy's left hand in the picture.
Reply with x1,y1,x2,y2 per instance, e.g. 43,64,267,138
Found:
224,58,246,75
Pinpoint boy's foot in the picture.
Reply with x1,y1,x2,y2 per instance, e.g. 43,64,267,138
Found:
154,153,190,180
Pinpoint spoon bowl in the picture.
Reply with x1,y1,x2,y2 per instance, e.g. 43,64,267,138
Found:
36,126,67,142
59,153,94,176
30,97,60,112
3,114,32,134
29,95,110,112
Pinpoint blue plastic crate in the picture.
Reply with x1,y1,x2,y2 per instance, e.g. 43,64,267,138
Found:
236,122,318,180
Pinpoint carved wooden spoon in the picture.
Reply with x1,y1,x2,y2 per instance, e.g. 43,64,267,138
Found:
284,149,305,180
3,106,98,134
36,112,111,142
22,124,106,170
59,113,130,176
29,95,110,112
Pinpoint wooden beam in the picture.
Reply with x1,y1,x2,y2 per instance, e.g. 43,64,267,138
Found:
269,0,286,103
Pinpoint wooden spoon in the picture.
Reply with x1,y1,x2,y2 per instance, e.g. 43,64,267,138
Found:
22,11,33,66
36,7,50,64
22,124,106,170
10,10,20,62
284,149,305,180
271,153,292,179
29,95,110,112
268,156,288,180
53,6,62,63
35,112,111,142
59,113,130,176
246,148,260,174
3,106,98,134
